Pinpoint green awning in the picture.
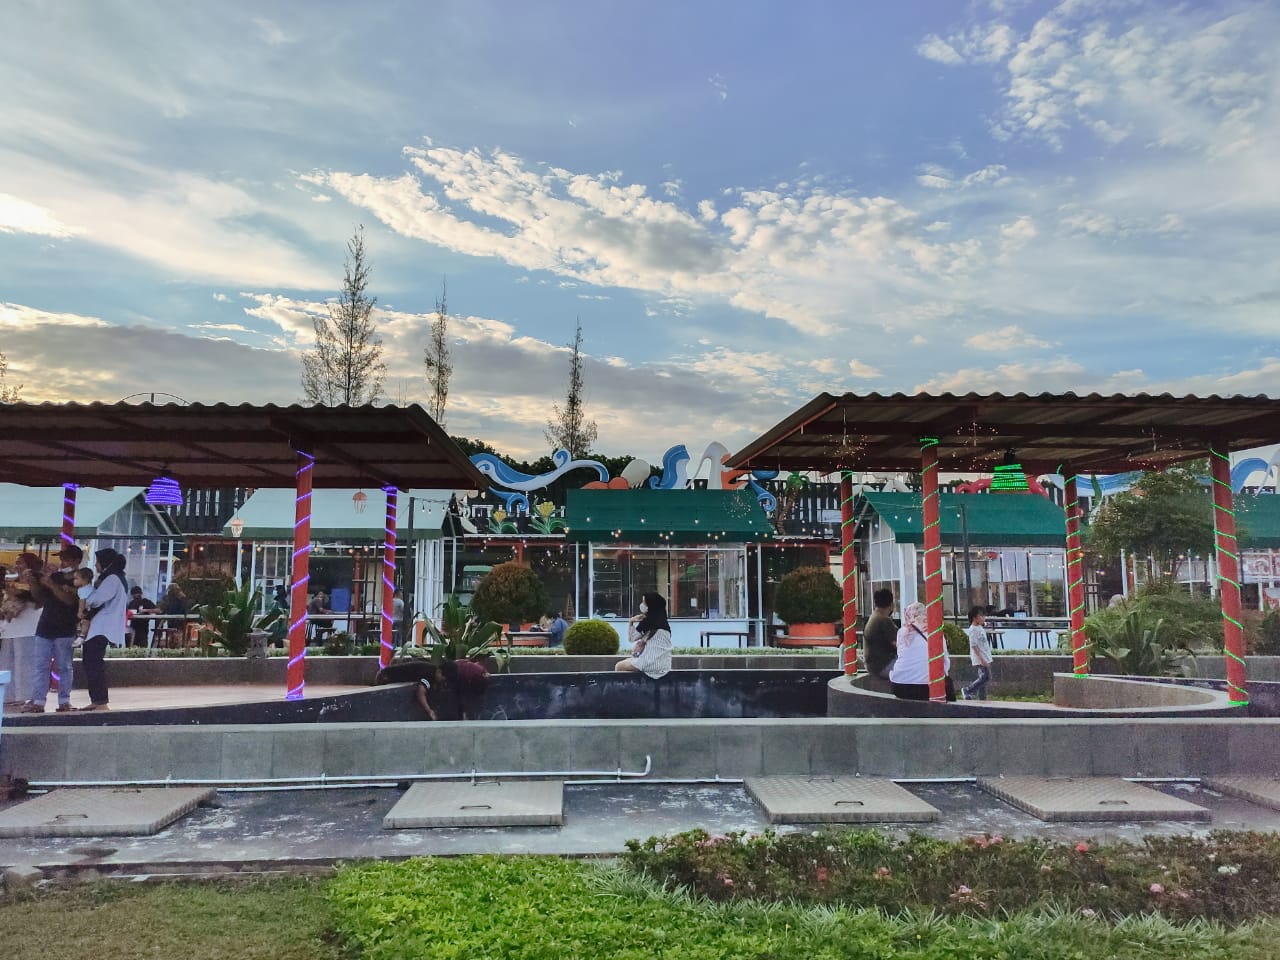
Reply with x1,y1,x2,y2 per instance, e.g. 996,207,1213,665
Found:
860,492,1067,547
0,485,149,540
225,488,450,541
565,488,771,543
1238,495,1280,548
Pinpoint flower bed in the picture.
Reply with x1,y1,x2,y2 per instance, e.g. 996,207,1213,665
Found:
623,829,1280,922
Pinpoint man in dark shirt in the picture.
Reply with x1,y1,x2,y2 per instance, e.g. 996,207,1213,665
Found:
23,544,83,713
862,588,899,680
126,586,156,648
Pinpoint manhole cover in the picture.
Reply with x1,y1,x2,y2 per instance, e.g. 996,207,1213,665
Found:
977,776,1210,822
0,788,216,838
745,776,940,823
383,780,564,829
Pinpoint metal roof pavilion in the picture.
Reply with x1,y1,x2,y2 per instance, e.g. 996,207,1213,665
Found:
727,392,1280,475
0,402,486,491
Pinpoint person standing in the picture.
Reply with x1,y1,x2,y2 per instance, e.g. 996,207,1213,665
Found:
1,553,44,709
961,606,994,701
23,544,83,714
79,548,129,711
862,588,898,679
614,592,673,679
888,601,955,702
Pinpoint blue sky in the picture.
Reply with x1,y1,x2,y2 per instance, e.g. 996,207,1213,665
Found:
2,0,1277,457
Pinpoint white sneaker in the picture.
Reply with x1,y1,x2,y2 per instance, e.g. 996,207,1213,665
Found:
960,688,970,700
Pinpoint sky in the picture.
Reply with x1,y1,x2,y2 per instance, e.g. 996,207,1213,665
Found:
2,0,1278,460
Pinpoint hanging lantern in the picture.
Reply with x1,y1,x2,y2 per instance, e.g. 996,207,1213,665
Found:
352,490,369,514
144,474,183,507
990,449,1029,494
229,516,245,538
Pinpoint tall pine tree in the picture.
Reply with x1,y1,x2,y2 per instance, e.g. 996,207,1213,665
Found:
302,226,386,405
422,279,452,426
544,319,598,457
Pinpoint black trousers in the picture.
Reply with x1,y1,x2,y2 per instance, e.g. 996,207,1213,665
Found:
891,677,957,702
83,635,111,705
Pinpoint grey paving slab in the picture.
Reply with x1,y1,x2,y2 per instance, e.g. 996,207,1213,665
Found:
1203,776,1280,811
977,776,1210,822
0,787,215,838
745,776,940,824
383,780,564,829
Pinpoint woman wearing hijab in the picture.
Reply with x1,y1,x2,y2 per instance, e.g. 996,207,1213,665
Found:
888,601,955,701
79,548,129,711
614,592,673,679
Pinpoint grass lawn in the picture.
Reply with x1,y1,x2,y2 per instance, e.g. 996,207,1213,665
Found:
0,876,340,960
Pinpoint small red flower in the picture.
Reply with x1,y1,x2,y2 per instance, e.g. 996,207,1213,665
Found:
1075,842,1090,853
816,867,829,883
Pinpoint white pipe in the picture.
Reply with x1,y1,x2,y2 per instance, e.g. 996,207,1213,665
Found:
29,755,653,791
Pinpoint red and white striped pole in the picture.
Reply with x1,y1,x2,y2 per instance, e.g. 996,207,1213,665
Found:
921,437,946,702
1211,444,1249,706
286,451,314,701
52,483,78,694
380,486,398,670
840,472,858,675
1064,472,1089,676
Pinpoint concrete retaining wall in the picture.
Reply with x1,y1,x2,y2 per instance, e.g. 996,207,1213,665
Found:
5,716,1280,783
1054,674,1224,710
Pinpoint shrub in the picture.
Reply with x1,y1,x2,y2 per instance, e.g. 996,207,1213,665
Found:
563,619,619,655
1086,583,1223,651
1250,608,1280,655
773,566,841,625
943,621,968,655
623,828,1280,923
471,562,549,626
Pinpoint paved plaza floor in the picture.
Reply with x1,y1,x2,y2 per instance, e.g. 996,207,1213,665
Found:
2,780,1280,877
2,684,369,715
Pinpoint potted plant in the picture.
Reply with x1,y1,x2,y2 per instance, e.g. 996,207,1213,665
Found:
774,566,841,643
195,581,282,658
388,595,510,675
471,562,550,632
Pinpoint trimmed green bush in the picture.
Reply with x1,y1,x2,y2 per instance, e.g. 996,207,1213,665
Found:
471,561,550,626
563,619,620,655
1085,582,1223,651
774,566,841,625
944,621,969,655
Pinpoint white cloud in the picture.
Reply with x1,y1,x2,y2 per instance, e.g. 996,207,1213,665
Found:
964,324,1053,351
848,359,881,378
708,74,729,101
999,216,1037,253
212,292,230,302
252,17,293,46
918,35,964,65
0,193,80,238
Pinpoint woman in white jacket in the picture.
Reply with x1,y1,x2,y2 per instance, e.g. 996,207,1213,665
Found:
79,548,129,711
614,592,673,679
0,553,44,707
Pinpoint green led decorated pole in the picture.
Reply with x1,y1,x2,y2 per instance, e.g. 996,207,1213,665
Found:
840,471,858,675
921,437,946,702
1211,444,1249,705
1063,473,1089,676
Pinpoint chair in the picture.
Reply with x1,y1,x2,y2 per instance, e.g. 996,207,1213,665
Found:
1028,628,1053,649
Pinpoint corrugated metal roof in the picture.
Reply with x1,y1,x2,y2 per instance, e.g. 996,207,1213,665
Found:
225,488,451,541
859,492,1067,547
0,402,485,491
728,392,1280,475
565,488,771,542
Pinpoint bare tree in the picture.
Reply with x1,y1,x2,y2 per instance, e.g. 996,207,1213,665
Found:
302,226,385,405
544,319,598,457
422,279,452,425
0,352,22,402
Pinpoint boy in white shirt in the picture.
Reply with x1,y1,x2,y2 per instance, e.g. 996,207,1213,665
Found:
961,605,993,701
